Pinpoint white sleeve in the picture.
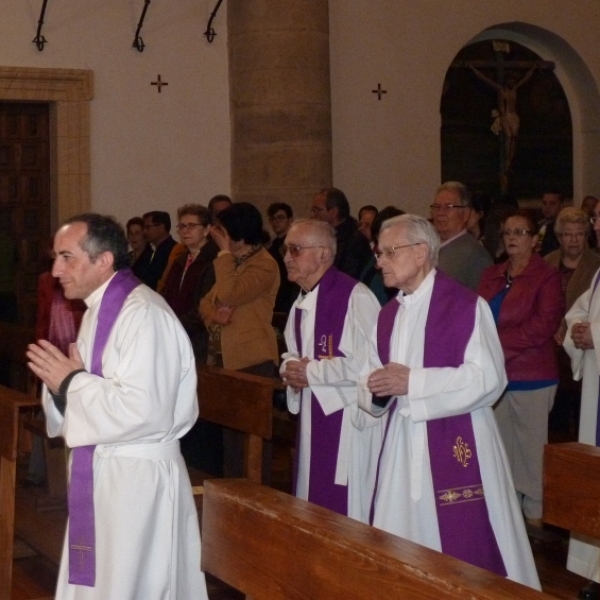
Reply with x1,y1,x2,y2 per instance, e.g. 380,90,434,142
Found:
60,298,197,447
564,283,594,381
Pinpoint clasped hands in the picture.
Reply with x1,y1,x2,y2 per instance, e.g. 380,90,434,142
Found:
281,358,410,397
367,362,410,397
211,304,234,325
281,357,309,392
27,340,85,394
571,321,594,350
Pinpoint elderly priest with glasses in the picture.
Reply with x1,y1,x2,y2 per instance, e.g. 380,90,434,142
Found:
27,214,207,600
280,218,382,523
358,214,541,589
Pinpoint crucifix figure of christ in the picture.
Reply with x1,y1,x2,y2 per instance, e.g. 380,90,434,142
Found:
469,62,536,174
452,42,555,192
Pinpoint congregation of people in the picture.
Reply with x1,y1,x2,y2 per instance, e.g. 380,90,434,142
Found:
29,182,600,599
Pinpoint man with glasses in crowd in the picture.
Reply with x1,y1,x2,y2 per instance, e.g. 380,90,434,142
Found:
432,181,492,290
280,219,382,523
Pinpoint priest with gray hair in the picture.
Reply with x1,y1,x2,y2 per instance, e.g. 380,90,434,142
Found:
359,213,540,589
280,218,382,523
27,213,207,600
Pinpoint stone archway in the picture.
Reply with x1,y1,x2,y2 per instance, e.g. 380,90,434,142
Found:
441,39,572,199
0,67,93,228
468,23,600,202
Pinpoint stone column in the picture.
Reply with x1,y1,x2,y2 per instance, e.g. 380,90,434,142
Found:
227,0,331,217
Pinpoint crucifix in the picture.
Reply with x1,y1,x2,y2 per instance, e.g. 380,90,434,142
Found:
151,74,169,93
452,41,555,192
70,536,93,570
372,83,387,101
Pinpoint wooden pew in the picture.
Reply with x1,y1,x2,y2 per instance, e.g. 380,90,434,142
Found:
202,478,552,600
194,365,274,489
0,384,40,600
544,442,600,537
0,321,67,509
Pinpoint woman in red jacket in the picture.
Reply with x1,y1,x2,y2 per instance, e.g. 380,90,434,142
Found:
478,209,564,529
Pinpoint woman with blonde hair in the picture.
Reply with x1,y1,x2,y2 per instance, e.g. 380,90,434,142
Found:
545,206,600,435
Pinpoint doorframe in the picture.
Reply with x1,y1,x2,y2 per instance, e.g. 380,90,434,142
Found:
0,67,93,230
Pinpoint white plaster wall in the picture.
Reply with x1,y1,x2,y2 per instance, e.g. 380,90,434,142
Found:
328,0,600,216
1,0,231,227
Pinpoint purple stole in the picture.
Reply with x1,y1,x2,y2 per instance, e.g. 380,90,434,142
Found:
68,269,140,586
376,270,507,577
293,267,357,516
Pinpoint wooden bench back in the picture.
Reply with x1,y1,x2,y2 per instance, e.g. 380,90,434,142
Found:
197,365,274,483
0,384,39,461
544,442,600,538
202,479,551,600
0,384,40,600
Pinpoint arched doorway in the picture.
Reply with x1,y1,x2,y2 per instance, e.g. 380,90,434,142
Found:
440,22,600,204
441,38,572,201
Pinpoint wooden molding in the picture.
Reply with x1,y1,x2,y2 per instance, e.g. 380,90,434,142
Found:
0,66,93,224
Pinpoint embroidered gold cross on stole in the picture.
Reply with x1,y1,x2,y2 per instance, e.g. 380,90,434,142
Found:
71,537,93,570
317,334,334,359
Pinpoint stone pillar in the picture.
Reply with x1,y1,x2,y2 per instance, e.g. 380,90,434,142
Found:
227,0,331,218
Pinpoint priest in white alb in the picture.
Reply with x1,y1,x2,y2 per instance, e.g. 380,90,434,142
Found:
563,257,600,600
27,214,208,600
280,219,382,523
359,214,540,589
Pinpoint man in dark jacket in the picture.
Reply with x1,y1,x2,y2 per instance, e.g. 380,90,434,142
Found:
310,187,372,280
132,210,177,290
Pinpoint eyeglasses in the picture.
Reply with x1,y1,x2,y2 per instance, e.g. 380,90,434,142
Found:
430,204,467,212
374,242,422,260
590,217,600,225
501,228,532,237
269,215,289,222
560,231,586,239
176,223,202,231
280,244,325,258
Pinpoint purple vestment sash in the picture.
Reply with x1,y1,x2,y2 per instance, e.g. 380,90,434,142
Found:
293,267,357,516
68,269,140,586
375,270,507,576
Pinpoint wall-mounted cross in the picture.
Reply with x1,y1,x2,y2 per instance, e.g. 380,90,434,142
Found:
151,75,169,93
372,83,387,100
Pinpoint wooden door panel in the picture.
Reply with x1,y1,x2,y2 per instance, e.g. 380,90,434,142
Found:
0,103,50,326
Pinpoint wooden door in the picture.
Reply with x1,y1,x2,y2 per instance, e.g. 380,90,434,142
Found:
0,102,51,326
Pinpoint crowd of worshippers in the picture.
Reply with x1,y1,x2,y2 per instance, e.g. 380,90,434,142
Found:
30,183,600,597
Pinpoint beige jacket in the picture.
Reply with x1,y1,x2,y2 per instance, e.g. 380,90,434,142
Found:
200,247,280,371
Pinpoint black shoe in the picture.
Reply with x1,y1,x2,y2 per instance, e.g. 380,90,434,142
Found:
579,581,600,600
